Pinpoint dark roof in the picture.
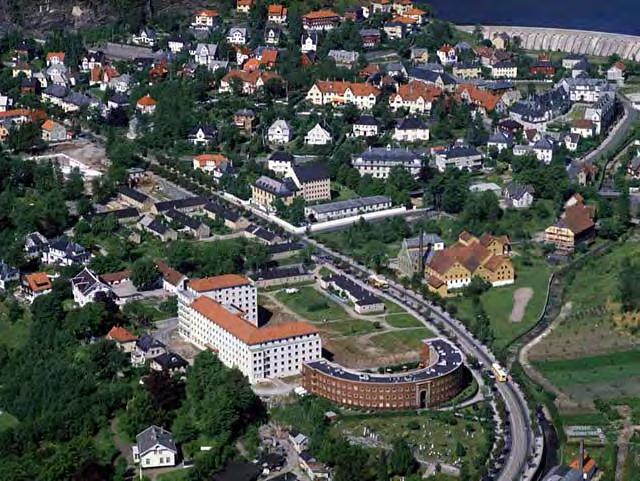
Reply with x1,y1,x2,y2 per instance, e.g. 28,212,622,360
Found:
154,196,208,212
188,124,217,137
88,207,139,221
409,67,457,85
119,186,149,204
0,260,19,281
323,273,382,306
291,163,329,183
164,208,204,231
358,147,420,163
444,145,481,159
136,425,176,455
396,117,427,130
505,182,534,199
48,237,88,259
109,93,130,105
268,241,304,255
354,115,378,126
269,150,294,162
153,352,189,370
254,176,297,197
251,264,309,281
147,218,171,235
246,224,278,242
204,202,240,222
136,334,165,352
44,84,68,98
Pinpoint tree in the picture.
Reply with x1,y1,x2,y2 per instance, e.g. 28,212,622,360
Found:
131,258,159,291
388,438,417,476
618,261,640,312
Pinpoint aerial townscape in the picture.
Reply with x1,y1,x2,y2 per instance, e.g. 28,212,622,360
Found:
1,1,640,481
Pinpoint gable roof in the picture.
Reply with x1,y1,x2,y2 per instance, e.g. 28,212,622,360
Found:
291,163,330,183
136,425,176,456
107,325,138,343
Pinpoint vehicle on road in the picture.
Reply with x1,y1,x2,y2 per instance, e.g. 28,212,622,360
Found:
492,362,508,382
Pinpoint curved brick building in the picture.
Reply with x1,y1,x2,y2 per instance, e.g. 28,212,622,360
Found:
302,338,467,410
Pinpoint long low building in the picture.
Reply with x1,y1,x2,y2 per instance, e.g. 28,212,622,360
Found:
305,196,392,222
320,273,385,314
302,338,467,410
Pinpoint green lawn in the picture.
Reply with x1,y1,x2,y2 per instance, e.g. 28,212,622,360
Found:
0,308,32,350
383,301,424,328
157,470,191,481
0,412,18,432
534,351,640,388
325,318,380,336
369,327,434,352
454,257,552,349
274,286,351,323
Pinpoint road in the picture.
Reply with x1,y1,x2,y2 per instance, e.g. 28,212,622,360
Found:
307,239,536,481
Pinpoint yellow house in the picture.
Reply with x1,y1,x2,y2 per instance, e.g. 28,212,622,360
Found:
251,175,298,212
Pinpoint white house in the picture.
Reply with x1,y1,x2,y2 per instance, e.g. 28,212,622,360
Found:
131,27,157,47
132,426,177,469
0,260,19,290
564,133,580,152
503,182,534,209
187,124,217,146
0,94,13,112
392,117,429,142
571,119,595,138
532,137,554,164
352,115,379,138
490,60,518,79
435,144,483,172
42,238,90,266
192,43,218,66
71,268,113,307
268,151,295,175
191,9,220,30
436,44,457,65
607,61,626,85
304,123,332,145
301,33,319,53
487,131,513,153
227,27,249,45
268,119,293,145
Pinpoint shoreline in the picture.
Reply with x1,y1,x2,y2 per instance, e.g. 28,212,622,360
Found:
457,24,640,41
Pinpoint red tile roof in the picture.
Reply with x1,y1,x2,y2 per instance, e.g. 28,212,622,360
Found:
303,9,340,20
24,272,52,293
137,94,157,107
191,296,318,345
155,260,185,287
189,274,252,292
107,326,137,343
100,269,132,284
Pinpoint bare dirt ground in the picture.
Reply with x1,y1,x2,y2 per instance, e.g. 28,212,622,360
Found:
50,139,109,171
510,287,534,323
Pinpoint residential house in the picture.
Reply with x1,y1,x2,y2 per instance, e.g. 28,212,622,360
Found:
71,268,113,307
132,334,166,366
132,27,157,47
25,231,49,258
264,26,282,45
80,51,104,71
22,272,53,303
408,67,457,91
136,94,157,114
559,78,611,103
397,232,445,277
533,137,555,164
607,61,626,85
371,0,392,14
564,133,581,152
138,215,178,242
268,119,294,145
328,50,359,68
435,144,483,172
453,62,482,79
164,209,210,239
156,260,187,293
289,163,331,202
383,20,407,40
132,426,177,469
306,80,380,110
0,94,13,112
359,29,381,48
321,274,385,314
192,154,234,182
529,55,556,77
46,51,65,66
426,232,514,297
456,84,501,115
491,32,510,50
351,146,423,179
233,108,256,132
352,115,379,138
487,131,513,153
544,194,595,252
304,123,332,145
192,9,220,30
250,264,314,288
571,119,595,138
251,176,299,211
268,4,288,24
584,91,616,135
150,352,189,373
393,117,430,142
236,0,253,13
389,81,442,114
227,26,249,45
503,182,534,209
192,43,218,67
301,32,319,53
167,35,187,54
302,9,341,31
268,151,295,175
41,119,68,142
436,44,457,65
119,186,152,211
106,326,138,352
188,124,217,146
43,237,90,266
0,260,19,290
490,60,518,79
410,47,430,64
289,432,310,454
219,70,282,95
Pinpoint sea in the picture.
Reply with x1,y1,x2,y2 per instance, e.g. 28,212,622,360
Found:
424,0,640,36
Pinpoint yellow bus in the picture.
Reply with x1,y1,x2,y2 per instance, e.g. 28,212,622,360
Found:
368,274,388,289
492,363,508,382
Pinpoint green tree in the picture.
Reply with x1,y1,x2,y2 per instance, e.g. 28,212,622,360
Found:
388,438,417,476
131,258,159,291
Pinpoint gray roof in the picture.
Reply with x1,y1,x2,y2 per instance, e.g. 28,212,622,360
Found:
409,67,456,85
119,186,149,204
136,425,176,456
396,117,427,130
358,147,421,163
291,163,329,183
254,176,297,197
505,182,534,200
0,260,19,281
405,232,444,249
307,196,391,215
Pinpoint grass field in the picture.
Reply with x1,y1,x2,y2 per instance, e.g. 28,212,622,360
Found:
274,286,351,323
0,307,32,350
369,328,434,352
534,351,640,402
454,257,552,349
382,301,424,328
0,411,18,432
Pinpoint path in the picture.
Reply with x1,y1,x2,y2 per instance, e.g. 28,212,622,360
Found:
109,417,132,466
510,288,534,323
615,405,640,481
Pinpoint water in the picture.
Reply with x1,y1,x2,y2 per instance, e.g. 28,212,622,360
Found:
425,0,640,36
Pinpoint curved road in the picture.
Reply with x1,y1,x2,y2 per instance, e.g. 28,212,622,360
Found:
306,239,535,481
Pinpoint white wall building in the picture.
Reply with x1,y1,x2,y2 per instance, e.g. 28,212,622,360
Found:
133,426,177,469
184,274,258,324
304,123,332,145
268,119,293,145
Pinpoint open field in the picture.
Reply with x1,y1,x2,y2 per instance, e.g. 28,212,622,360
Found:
530,241,640,362
266,285,433,368
454,257,552,349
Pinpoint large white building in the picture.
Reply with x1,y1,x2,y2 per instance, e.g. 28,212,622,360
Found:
184,274,258,324
178,291,321,383
351,146,423,179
